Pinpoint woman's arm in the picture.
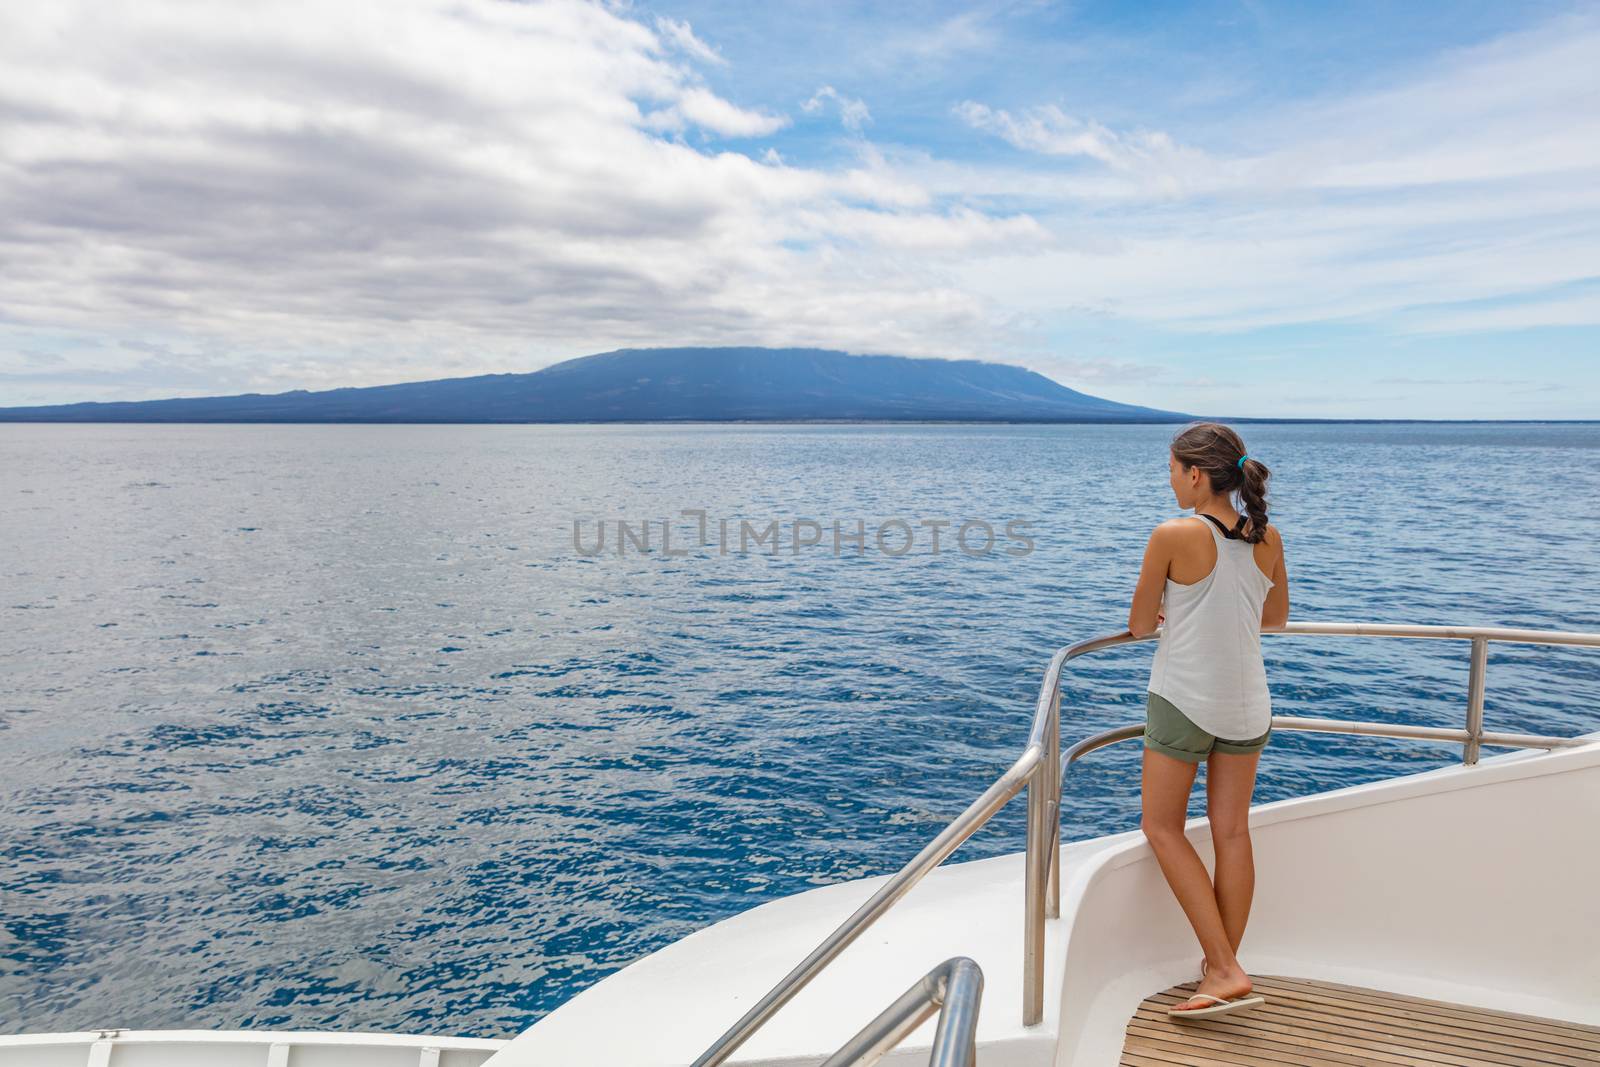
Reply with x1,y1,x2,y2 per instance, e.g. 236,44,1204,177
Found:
1261,525,1290,631
1128,523,1175,637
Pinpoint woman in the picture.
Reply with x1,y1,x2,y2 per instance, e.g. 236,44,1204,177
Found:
1127,421,1289,1020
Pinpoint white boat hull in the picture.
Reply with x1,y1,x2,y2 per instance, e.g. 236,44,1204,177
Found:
0,1030,502,1066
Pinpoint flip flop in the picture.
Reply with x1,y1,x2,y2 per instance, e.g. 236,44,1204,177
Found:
1167,991,1267,1020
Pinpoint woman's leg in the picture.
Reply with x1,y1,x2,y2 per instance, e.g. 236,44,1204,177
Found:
1141,747,1255,1008
1205,748,1262,954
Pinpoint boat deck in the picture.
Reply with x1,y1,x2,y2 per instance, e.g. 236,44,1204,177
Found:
1121,974,1600,1066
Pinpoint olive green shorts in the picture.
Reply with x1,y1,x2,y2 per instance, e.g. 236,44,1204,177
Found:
1144,691,1271,763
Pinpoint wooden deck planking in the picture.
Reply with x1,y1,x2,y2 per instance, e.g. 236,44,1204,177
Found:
1121,975,1600,1067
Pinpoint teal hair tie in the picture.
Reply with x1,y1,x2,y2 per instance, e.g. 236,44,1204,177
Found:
1237,454,1249,469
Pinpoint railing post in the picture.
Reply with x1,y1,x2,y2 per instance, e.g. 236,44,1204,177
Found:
819,958,983,1067
1023,749,1045,1026
931,959,984,1067
1046,684,1061,920
1464,636,1488,765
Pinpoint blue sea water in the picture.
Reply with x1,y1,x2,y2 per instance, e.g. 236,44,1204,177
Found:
2,421,1598,1038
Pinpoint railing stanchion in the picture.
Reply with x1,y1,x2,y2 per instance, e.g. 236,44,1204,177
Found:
1465,636,1488,765
1023,754,1045,1026
1046,683,1061,920
819,958,983,1067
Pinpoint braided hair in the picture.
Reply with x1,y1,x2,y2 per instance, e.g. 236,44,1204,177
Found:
1170,422,1270,544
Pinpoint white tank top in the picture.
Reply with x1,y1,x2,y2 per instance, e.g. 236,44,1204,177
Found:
1147,513,1274,740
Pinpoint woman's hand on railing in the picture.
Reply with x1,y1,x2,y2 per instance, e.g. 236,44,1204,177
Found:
1128,614,1163,639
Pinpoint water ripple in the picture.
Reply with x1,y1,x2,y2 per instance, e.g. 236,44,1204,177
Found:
1,421,1597,1037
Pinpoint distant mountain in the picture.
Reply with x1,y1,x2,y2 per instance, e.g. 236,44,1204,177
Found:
0,346,1192,423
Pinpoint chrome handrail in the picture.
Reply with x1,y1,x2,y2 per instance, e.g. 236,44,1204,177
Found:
1062,716,1592,782
693,622,1600,1065
819,957,983,1067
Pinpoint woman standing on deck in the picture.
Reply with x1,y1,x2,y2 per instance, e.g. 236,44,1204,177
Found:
1127,421,1289,1019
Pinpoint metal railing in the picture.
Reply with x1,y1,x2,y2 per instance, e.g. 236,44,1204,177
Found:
693,622,1600,1065
820,957,983,1067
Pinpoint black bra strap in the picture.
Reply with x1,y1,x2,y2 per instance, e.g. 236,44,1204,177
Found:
1200,513,1246,540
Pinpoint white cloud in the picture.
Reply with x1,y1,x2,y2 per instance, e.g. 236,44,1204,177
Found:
0,0,1037,401
803,86,872,133
646,87,789,137
956,102,1171,168
946,11,1600,334
1397,290,1600,334
880,11,997,63
653,15,725,66
953,101,1228,197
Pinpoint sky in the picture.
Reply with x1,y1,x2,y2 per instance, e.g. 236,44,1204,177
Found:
0,0,1596,419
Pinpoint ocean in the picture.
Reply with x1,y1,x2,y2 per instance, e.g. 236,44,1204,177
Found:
2,421,1598,1037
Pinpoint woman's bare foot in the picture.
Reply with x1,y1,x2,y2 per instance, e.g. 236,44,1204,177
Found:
1171,960,1253,1012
